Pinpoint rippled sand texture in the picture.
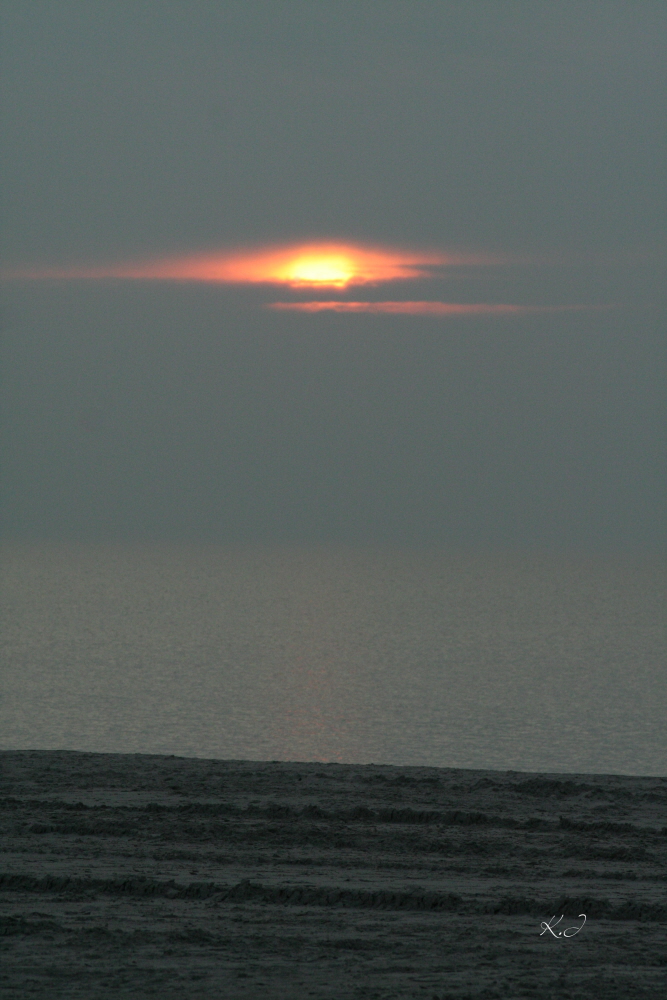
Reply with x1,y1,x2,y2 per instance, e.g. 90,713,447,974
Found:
1,751,666,999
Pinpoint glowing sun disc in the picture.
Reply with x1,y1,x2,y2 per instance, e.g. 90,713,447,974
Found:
284,254,355,287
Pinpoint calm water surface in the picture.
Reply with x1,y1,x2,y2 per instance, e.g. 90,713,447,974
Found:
1,544,665,775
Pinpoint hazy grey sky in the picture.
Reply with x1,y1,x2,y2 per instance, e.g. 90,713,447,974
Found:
1,1,664,548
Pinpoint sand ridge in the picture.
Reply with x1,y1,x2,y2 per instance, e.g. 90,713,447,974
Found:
1,751,666,998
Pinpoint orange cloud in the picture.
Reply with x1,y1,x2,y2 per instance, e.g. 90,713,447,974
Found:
3,243,480,287
267,301,586,316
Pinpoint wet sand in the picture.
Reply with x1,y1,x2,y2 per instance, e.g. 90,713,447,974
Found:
1,751,665,999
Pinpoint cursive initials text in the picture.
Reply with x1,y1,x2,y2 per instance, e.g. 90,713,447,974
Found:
539,913,586,938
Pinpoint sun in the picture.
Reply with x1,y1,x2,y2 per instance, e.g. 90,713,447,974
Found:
284,253,355,287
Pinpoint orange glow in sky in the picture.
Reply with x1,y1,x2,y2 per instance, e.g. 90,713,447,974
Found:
266,301,587,316
2,243,478,287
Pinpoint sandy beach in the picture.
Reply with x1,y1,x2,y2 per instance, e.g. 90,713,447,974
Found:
1,751,665,999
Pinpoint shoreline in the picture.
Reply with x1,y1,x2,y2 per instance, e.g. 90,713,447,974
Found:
2,750,666,998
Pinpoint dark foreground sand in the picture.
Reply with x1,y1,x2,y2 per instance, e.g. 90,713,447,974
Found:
1,752,665,999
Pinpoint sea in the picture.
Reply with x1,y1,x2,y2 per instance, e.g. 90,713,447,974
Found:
1,543,665,776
